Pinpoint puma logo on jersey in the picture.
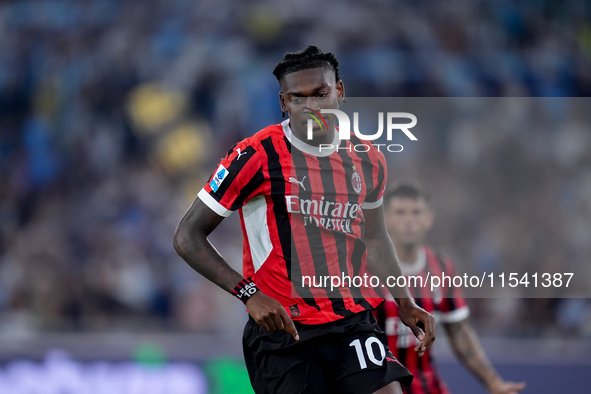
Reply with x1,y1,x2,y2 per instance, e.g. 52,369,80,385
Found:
235,148,247,161
289,176,306,190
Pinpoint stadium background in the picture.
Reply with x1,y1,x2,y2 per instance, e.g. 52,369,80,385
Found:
1,0,590,392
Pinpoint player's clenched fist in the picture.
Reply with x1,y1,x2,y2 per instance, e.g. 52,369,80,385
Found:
246,292,300,341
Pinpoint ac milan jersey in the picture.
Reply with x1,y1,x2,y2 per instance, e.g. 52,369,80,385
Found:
198,120,387,324
376,247,469,394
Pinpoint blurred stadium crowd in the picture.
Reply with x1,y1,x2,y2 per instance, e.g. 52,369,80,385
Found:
1,0,591,338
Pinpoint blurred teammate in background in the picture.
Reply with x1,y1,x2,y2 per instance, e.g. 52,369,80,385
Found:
174,46,435,394
377,181,525,394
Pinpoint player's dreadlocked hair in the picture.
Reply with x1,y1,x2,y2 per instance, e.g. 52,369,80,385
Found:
385,181,433,208
273,46,340,83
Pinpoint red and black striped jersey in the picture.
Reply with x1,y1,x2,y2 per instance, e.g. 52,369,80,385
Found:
198,120,387,324
376,246,469,394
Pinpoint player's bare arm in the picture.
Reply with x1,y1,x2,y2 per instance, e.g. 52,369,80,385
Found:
364,204,435,356
173,197,299,340
444,319,525,393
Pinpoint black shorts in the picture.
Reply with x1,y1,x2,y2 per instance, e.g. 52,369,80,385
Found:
243,311,413,394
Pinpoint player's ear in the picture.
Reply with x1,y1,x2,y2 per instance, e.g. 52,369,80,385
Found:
424,208,435,231
279,91,287,116
337,80,345,102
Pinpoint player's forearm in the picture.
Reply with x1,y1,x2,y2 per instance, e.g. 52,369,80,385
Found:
365,235,413,302
444,320,502,389
173,201,244,294
174,229,243,294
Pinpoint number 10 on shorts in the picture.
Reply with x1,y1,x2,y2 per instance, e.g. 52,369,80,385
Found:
349,337,386,369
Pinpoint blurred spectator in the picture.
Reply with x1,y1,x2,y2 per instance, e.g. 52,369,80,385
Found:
0,0,590,336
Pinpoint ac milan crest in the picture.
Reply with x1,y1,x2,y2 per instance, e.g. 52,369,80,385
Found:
351,171,362,194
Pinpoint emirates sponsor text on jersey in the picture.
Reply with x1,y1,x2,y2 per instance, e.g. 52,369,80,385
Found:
285,195,361,233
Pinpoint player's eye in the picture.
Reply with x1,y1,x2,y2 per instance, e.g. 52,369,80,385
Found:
317,92,328,98
292,97,302,104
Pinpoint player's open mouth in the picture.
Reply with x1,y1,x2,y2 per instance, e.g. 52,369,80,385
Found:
301,120,325,137
303,107,329,131
305,120,323,129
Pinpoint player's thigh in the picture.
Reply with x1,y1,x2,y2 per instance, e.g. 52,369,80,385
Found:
334,326,412,393
372,381,403,394
243,319,333,394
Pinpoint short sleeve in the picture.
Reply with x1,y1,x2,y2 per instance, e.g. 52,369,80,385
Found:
362,149,387,210
198,140,265,217
436,254,470,324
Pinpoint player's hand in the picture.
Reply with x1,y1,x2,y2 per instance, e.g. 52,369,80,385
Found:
487,379,526,394
397,298,435,357
245,292,300,341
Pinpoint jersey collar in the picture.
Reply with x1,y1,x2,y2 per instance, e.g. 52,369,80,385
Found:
281,119,340,157
398,247,427,276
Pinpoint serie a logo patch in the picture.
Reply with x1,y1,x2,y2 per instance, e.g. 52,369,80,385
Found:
210,164,229,192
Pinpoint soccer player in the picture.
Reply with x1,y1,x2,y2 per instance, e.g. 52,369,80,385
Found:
377,182,526,394
173,46,435,394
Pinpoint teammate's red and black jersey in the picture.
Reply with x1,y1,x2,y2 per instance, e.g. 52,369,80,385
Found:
199,120,387,324
375,247,469,394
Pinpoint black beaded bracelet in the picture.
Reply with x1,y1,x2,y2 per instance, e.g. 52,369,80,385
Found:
232,277,261,304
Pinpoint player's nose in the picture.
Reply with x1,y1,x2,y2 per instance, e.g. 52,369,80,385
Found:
305,97,323,110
